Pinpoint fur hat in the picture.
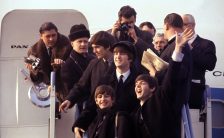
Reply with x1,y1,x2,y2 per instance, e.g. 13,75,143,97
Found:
69,24,90,41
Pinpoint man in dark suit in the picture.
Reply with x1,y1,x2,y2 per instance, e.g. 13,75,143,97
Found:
134,28,194,138
182,14,217,109
159,13,192,105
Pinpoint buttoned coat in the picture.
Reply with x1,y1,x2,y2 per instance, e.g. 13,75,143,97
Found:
189,35,217,108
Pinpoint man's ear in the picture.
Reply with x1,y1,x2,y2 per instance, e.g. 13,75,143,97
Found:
71,42,74,47
150,87,156,93
164,23,169,30
40,34,43,39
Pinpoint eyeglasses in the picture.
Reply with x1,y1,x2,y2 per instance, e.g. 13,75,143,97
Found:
183,23,194,26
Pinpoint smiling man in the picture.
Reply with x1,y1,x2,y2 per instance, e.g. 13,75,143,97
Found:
86,85,134,138
108,41,140,112
133,28,194,138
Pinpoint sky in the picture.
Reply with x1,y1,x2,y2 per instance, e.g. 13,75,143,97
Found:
0,0,207,33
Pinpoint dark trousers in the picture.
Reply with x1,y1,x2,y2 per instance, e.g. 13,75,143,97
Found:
189,82,206,109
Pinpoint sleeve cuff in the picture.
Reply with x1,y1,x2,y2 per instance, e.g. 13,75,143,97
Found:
172,50,184,62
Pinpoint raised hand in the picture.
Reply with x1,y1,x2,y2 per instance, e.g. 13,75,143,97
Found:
175,28,194,52
111,20,121,36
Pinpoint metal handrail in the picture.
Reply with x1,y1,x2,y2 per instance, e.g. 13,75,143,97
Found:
210,99,224,104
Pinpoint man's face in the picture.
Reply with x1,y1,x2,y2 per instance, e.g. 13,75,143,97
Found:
95,93,113,109
153,36,167,51
113,48,131,69
71,37,89,54
92,44,109,59
40,29,58,48
135,80,153,101
120,15,136,28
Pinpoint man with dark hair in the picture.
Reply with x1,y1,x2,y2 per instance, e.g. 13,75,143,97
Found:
160,13,185,62
139,21,156,37
87,84,135,138
26,22,72,101
39,22,58,34
110,5,153,72
134,28,193,138
160,13,192,87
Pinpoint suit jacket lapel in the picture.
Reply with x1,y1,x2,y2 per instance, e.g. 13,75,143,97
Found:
191,35,200,50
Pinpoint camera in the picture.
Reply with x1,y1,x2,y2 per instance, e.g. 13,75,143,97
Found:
24,55,40,69
119,23,131,32
118,23,134,42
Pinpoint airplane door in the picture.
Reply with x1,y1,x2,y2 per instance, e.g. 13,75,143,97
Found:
0,9,88,138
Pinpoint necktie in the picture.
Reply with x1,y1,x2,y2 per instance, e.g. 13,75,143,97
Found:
116,75,124,102
47,47,52,57
118,75,124,87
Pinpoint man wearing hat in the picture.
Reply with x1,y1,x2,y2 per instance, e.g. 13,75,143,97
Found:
105,41,140,113
61,24,95,98
61,24,95,113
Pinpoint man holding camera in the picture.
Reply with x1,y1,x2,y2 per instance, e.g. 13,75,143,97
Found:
110,5,153,69
25,22,72,102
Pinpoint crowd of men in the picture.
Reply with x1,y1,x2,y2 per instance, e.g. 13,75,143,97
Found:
25,5,217,138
